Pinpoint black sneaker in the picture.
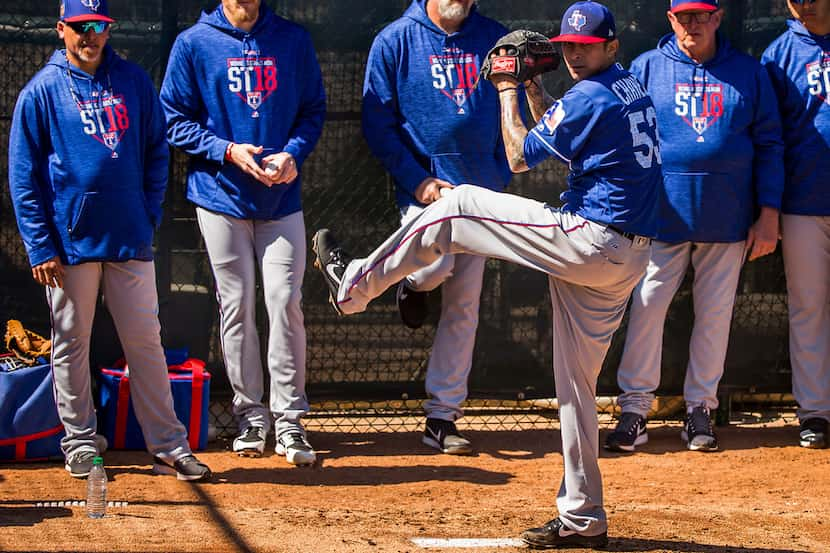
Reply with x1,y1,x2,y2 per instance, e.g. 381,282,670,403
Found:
311,229,353,315
275,432,317,466
396,281,429,329
799,418,828,449
65,449,98,479
681,406,718,452
604,412,648,452
153,454,212,482
232,426,266,457
521,517,609,549
422,418,472,455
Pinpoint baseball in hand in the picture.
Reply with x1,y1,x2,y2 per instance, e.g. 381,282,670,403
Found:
265,161,279,177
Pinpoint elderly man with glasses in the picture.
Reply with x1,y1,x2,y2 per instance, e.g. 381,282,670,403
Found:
605,0,785,454
762,0,830,449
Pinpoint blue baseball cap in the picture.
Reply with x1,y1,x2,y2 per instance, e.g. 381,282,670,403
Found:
551,1,617,44
60,0,115,23
670,0,719,12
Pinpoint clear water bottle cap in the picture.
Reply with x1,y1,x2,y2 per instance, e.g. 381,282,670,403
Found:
93,456,104,465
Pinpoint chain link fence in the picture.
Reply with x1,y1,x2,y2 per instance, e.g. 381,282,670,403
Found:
0,1,799,438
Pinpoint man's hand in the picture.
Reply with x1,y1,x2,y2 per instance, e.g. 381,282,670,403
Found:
262,152,298,185
226,143,271,186
32,256,65,288
414,177,454,204
745,207,780,262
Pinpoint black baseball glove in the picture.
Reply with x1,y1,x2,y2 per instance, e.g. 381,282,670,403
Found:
479,30,561,84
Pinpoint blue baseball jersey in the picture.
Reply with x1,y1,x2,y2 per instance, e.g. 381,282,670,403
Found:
762,19,830,216
524,63,661,237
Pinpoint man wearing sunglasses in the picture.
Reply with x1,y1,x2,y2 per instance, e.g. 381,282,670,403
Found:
762,0,830,449
8,0,212,481
606,0,784,453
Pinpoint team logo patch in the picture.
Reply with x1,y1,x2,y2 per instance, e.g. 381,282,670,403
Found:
430,49,479,115
806,55,830,106
81,0,101,11
76,94,129,158
541,101,566,133
568,10,587,31
674,82,724,143
227,56,278,118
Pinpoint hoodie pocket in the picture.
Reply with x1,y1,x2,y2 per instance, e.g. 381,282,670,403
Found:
68,189,153,246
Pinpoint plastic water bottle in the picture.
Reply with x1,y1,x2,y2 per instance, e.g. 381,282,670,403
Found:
86,457,107,519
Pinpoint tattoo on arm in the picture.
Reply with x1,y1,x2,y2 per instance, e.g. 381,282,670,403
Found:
525,81,555,123
499,90,529,173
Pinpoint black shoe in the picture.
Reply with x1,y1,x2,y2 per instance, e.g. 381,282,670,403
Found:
232,426,267,457
799,418,828,449
396,281,429,329
422,418,472,455
604,412,648,452
153,454,212,482
681,406,718,452
521,517,608,549
311,229,353,315
65,449,98,479
275,432,317,466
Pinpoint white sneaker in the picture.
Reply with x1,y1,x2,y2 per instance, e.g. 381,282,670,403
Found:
233,426,267,457
275,432,316,466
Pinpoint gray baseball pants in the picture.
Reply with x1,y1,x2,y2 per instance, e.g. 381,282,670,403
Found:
47,260,191,461
400,204,486,422
336,186,651,535
782,214,830,424
196,207,309,439
616,241,745,416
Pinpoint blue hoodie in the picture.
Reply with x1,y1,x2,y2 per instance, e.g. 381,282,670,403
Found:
9,47,169,267
160,3,326,220
362,0,512,208
630,34,784,243
762,20,830,216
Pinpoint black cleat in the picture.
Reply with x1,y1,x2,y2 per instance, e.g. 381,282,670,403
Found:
396,281,429,329
521,517,608,549
604,412,648,452
153,454,212,482
799,418,828,449
311,229,353,315
681,406,718,452
422,418,473,455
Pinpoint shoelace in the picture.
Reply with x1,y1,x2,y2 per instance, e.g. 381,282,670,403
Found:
618,413,642,437
687,409,713,436
283,433,310,449
242,427,262,441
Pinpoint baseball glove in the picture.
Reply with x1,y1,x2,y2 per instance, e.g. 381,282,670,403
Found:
479,30,561,84
4,319,51,366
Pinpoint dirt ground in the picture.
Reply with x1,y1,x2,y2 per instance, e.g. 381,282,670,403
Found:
1,422,828,553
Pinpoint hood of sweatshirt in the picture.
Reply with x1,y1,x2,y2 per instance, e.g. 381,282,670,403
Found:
785,18,830,46
47,46,120,103
657,32,736,97
196,3,277,60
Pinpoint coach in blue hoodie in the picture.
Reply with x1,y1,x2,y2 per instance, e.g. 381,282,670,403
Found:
762,0,830,450
161,0,325,465
8,0,210,481
605,0,784,454
362,0,512,455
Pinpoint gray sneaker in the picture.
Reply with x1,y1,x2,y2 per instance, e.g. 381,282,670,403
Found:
233,426,267,457
65,449,98,479
276,432,317,466
153,454,212,482
422,418,473,455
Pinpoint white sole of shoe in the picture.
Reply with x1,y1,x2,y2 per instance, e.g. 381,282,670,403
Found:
605,432,648,452
152,462,209,481
64,464,90,479
422,435,473,455
800,438,827,449
275,445,316,466
681,431,718,451
232,438,265,458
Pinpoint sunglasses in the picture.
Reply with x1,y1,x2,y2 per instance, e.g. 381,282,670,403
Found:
65,21,110,34
672,11,715,24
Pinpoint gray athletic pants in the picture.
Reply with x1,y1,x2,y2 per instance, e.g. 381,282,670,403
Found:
196,207,309,439
616,241,745,416
336,186,651,535
782,214,830,424
400,204,486,422
47,260,191,461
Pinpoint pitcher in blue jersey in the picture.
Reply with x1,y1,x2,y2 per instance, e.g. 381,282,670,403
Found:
312,2,661,547
762,0,830,449
606,0,784,454
8,0,211,482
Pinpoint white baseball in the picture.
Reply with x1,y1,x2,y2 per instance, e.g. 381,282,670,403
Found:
265,161,279,177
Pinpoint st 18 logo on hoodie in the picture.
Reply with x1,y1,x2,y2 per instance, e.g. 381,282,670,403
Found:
430,49,478,115
806,54,830,105
78,94,129,159
674,82,724,143
227,56,278,118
